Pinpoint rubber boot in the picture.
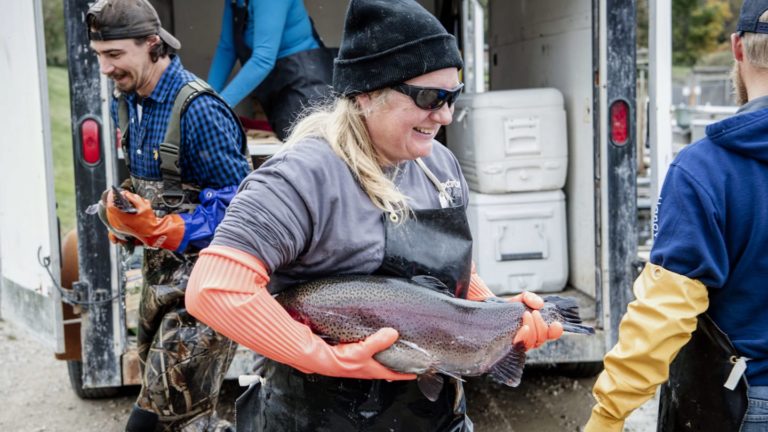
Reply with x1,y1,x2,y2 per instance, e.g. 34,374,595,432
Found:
178,412,234,432
125,404,159,432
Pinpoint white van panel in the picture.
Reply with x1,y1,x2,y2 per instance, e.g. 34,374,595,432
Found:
489,0,596,296
0,0,63,352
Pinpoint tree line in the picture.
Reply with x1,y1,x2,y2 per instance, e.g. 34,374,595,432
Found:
638,0,741,66
44,0,741,68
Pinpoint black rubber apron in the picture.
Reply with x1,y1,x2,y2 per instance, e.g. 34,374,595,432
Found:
657,314,749,431
235,159,474,431
232,0,333,140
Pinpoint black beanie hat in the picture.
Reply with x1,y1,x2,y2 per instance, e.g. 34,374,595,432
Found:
333,0,463,96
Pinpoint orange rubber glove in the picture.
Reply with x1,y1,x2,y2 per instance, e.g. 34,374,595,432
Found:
185,245,416,381
467,262,563,350
105,189,184,251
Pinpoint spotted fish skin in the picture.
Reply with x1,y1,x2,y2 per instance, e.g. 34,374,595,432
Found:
276,275,594,392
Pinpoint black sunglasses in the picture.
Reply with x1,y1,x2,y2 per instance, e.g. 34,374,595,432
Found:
391,83,464,111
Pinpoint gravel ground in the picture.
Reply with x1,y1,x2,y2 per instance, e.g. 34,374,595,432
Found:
0,318,657,431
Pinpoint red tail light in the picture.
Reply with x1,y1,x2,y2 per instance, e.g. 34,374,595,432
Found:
610,100,629,146
80,118,101,165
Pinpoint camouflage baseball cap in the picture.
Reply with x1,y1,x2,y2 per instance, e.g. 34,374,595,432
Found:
86,0,181,49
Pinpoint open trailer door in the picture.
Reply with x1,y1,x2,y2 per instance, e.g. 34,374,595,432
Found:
0,0,65,354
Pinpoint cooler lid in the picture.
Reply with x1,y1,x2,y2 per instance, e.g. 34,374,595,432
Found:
469,189,565,206
455,88,564,109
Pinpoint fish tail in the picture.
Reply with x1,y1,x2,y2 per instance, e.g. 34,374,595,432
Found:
560,322,596,335
543,295,581,321
543,295,596,335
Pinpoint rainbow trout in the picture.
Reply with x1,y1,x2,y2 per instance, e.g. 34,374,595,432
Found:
276,275,594,401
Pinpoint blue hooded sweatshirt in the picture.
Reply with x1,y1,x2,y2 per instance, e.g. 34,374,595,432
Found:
651,98,768,385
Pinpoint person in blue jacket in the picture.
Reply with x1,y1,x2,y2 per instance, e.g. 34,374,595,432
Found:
208,0,333,140
585,0,768,430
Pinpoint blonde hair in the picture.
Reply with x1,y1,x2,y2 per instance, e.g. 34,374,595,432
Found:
284,93,411,218
742,10,768,68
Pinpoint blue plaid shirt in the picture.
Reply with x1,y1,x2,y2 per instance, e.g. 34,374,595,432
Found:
111,56,250,188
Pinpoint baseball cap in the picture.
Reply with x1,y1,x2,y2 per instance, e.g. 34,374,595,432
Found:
86,0,181,50
737,0,768,34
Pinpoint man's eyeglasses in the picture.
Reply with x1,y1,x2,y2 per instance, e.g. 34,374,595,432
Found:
391,83,464,111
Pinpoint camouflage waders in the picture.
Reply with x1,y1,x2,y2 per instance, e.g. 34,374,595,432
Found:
117,78,249,431
132,178,237,432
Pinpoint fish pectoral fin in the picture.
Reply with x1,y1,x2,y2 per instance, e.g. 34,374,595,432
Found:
410,276,455,297
416,372,445,402
489,344,526,387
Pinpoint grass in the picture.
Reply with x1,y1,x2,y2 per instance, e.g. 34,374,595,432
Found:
48,65,75,234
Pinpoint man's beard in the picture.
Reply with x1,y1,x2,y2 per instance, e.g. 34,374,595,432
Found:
731,62,748,106
111,71,136,93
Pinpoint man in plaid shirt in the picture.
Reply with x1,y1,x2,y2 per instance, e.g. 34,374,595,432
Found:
86,1,250,430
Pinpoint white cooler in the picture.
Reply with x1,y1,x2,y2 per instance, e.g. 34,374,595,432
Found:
447,88,568,193
468,190,568,294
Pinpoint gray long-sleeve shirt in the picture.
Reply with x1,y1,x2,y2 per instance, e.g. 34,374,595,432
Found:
211,137,469,291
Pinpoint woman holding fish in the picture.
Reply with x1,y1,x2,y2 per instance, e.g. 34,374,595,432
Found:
186,0,563,430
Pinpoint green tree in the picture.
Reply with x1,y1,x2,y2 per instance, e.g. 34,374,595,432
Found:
673,0,733,66
637,0,649,49
724,0,744,34
43,0,67,66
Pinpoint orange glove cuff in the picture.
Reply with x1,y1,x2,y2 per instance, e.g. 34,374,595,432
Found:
467,262,495,301
144,213,185,250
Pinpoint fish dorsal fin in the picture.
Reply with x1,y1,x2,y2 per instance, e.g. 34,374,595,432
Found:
483,297,508,304
489,344,527,387
417,372,444,402
410,276,455,297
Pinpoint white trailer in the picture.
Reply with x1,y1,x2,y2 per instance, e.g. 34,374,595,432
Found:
0,0,673,396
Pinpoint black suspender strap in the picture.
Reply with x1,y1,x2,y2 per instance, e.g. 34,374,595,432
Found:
117,92,131,169
158,78,211,192
119,78,248,203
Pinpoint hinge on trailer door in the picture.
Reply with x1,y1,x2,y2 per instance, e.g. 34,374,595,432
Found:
38,246,120,308
71,281,90,309
70,279,120,310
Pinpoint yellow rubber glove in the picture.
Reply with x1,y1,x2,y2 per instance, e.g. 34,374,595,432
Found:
584,263,709,432
467,262,563,350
